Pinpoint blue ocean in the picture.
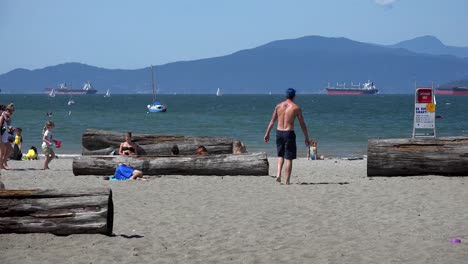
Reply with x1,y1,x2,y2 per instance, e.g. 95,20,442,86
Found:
2,94,468,158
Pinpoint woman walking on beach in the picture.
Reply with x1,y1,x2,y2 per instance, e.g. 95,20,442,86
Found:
0,103,15,170
42,121,57,170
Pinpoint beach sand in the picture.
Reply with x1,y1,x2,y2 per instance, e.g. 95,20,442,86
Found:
1,157,467,263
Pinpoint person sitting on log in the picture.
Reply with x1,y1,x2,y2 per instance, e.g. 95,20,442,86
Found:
195,145,208,156
119,131,139,157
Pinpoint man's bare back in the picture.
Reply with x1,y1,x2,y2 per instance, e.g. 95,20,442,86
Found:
276,100,300,131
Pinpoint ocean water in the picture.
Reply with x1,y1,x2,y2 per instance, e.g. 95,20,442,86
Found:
2,94,468,158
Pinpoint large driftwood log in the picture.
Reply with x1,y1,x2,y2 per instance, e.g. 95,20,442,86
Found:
367,136,468,176
73,153,269,176
82,129,246,155
0,188,113,235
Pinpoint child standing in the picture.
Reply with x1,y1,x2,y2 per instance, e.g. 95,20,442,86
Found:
307,139,318,160
42,121,57,170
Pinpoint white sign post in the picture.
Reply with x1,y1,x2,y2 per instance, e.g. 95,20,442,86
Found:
413,87,436,138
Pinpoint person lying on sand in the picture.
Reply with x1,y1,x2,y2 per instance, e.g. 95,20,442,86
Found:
105,163,145,181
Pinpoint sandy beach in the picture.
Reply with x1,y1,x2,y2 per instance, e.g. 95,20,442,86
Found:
1,157,467,264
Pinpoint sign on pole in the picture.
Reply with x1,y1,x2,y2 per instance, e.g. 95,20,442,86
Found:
413,87,436,138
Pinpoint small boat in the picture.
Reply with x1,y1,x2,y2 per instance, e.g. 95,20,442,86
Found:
147,65,167,113
67,99,75,105
104,89,111,98
49,88,56,98
216,88,222,96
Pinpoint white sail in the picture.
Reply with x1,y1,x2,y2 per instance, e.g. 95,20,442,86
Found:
147,65,167,112
49,89,56,97
216,88,222,96
104,89,111,97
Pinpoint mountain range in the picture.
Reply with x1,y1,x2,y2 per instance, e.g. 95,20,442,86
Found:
1,35,468,94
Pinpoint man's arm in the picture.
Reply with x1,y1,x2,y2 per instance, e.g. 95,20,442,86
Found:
264,106,278,143
296,107,310,146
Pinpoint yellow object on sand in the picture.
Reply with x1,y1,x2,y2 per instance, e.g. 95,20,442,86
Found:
25,148,38,160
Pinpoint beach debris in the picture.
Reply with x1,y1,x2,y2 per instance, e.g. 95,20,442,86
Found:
367,136,468,176
82,129,247,155
0,188,113,236
73,153,269,176
451,238,462,244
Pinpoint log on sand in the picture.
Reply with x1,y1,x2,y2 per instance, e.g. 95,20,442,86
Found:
367,136,468,176
0,188,113,235
73,153,269,176
82,129,246,155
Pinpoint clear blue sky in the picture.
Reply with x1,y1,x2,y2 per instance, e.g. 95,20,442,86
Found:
1,0,467,74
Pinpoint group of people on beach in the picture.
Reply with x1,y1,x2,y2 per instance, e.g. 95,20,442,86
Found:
110,131,210,181
0,102,58,173
1,87,314,185
121,87,320,185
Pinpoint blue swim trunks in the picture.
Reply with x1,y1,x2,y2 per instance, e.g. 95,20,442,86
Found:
276,130,297,160
113,164,135,180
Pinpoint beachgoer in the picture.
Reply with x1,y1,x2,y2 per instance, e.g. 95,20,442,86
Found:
24,146,38,160
0,105,4,173
307,139,318,160
10,127,23,160
264,88,310,185
0,104,15,170
42,121,57,170
119,131,139,156
195,145,208,156
110,163,144,180
171,145,179,155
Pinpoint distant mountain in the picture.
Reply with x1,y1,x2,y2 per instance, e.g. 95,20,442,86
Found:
390,36,468,58
1,35,468,94
441,78,468,88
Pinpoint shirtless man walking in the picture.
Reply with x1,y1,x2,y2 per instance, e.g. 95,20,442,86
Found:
264,88,310,185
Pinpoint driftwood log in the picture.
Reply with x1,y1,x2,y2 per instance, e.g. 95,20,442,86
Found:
73,153,269,176
367,136,468,176
0,188,113,235
82,129,246,155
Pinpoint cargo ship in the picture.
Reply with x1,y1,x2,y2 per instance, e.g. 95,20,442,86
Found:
435,86,468,95
326,80,378,95
44,82,98,95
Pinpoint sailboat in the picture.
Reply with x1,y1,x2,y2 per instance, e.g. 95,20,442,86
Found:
48,88,56,98
104,89,111,98
147,65,167,113
216,88,222,96
67,99,75,105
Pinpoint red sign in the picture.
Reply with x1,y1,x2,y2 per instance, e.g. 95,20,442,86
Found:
416,88,433,103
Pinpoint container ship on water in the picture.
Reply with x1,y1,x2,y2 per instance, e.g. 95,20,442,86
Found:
435,86,468,95
326,80,378,95
44,82,98,95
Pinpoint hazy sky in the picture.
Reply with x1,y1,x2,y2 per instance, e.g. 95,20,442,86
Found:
1,0,467,74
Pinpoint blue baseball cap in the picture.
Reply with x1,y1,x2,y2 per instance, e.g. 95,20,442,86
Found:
285,88,296,98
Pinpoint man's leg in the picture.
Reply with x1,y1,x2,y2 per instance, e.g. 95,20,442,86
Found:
284,159,293,185
276,157,284,183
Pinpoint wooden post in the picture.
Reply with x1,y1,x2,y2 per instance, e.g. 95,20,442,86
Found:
367,136,468,176
0,188,113,235
73,153,269,176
